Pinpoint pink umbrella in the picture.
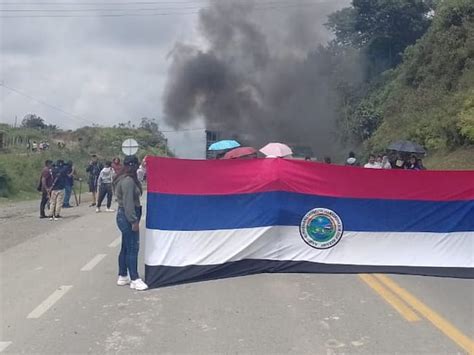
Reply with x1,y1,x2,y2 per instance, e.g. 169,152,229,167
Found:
259,143,293,157
223,147,258,159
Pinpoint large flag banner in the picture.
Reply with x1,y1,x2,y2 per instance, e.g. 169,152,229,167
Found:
145,157,474,288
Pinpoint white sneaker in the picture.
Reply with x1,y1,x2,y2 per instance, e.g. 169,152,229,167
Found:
130,278,148,291
49,217,54,221
96,207,101,213
106,208,115,212
117,275,131,286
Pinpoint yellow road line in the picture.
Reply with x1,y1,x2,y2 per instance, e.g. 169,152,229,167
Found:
374,274,474,355
358,274,421,322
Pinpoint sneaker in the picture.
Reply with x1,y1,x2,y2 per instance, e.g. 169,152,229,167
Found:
106,208,115,212
117,275,131,286
39,215,48,219
130,279,148,291
49,217,54,221
96,207,101,213
53,216,59,221
89,203,96,207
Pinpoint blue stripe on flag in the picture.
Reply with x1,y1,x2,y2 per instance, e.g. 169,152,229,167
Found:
146,192,474,233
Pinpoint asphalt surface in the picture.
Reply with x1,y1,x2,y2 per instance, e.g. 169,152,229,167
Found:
0,199,473,354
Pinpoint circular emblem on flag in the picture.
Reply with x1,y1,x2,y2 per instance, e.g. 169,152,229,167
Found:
300,208,343,249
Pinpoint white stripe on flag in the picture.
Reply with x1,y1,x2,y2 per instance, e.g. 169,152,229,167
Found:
145,227,474,268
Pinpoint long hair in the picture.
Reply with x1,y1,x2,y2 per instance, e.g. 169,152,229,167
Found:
113,164,142,195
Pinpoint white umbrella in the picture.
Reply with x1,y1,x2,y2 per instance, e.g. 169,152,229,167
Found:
260,143,293,157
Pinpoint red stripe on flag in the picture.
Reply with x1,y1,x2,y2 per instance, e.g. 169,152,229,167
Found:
146,157,474,201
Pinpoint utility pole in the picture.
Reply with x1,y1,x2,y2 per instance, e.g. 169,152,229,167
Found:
14,115,17,128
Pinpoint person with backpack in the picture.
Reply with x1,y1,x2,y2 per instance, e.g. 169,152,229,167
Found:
86,155,103,207
39,160,53,219
96,161,115,213
49,160,67,220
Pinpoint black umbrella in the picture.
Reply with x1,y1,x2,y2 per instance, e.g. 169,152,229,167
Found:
387,140,426,154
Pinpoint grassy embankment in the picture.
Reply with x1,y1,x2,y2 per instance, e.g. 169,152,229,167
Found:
0,125,168,202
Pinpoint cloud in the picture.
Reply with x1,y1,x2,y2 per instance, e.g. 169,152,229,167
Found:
0,3,201,157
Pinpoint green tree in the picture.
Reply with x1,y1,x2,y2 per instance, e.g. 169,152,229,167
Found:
139,117,166,145
327,0,433,75
21,114,46,129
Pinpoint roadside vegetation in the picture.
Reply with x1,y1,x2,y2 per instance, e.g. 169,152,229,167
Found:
325,0,473,166
0,117,170,200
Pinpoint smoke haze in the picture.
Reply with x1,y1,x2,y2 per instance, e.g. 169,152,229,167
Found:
163,0,359,156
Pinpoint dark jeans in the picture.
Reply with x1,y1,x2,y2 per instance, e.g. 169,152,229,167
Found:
40,190,49,217
117,207,142,280
63,184,73,207
97,183,113,208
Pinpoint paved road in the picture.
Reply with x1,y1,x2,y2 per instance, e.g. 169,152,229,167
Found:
0,200,473,354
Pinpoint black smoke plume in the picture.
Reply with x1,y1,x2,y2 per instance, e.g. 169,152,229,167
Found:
163,0,361,156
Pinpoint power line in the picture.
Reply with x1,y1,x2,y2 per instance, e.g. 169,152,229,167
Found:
0,0,302,9
0,5,204,12
0,1,209,4
0,0,293,4
161,127,205,133
1,82,207,132
0,11,198,17
0,82,96,125
0,1,327,18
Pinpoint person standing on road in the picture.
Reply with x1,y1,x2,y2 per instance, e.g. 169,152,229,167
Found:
137,157,147,184
113,155,148,291
63,160,75,208
86,155,103,207
49,160,67,221
111,157,122,174
39,160,53,219
96,161,115,213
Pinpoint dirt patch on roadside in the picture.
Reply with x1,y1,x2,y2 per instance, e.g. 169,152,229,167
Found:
0,193,94,252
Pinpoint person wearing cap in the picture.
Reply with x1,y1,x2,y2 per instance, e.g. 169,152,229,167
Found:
113,155,148,291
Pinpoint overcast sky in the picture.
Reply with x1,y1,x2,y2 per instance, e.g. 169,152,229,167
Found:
0,1,206,158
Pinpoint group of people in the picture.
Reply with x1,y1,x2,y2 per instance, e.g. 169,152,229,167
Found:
38,159,75,220
86,155,147,213
29,140,50,152
345,152,426,170
87,155,149,290
86,155,121,213
38,154,149,291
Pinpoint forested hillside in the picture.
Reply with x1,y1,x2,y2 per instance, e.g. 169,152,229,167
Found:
328,0,474,167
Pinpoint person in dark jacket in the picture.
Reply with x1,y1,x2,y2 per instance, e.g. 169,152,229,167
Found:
86,155,103,207
63,160,75,208
113,155,147,291
49,160,67,220
39,160,53,219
